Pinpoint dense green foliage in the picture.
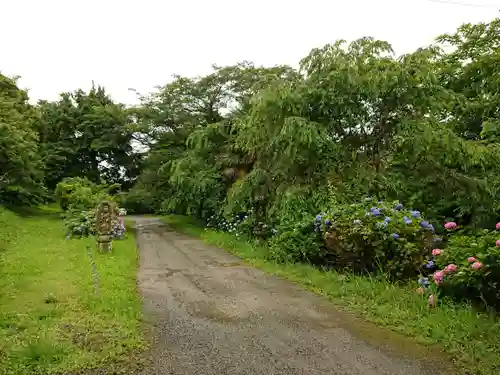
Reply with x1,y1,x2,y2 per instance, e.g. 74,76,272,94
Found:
130,20,500,225
0,75,44,205
36,85,141,190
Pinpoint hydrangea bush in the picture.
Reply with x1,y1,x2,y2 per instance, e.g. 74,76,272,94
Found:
316,198,436,278
64,207,127,240
205,210,278,240
421,221,500,309
64,208,96,238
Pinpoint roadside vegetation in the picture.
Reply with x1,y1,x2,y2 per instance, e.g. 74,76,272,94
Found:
0,207,145,375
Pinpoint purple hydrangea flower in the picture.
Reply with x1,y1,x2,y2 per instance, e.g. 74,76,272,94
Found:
384,216,391,223
372,209,381,216
411,210,421,218
425,260,435,269
391,233,399,239
420,220,429,228
325,219,332,226
395,203,403,210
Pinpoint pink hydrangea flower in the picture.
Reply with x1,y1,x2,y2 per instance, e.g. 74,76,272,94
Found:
444,264,457,274
467,257,476,263
471,261,483,270
433,270,445,284
496,240,500,247
496,222,500,230
432,248,441,256
444,221,457,230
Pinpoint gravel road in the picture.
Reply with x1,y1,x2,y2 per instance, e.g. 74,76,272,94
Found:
133,217,449,375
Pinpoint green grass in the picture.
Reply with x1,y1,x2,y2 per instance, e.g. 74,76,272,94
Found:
0,207,146,375
163,214,500,375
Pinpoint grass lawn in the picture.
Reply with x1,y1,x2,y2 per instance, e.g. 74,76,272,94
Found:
0,207,146,375
163,214,500,375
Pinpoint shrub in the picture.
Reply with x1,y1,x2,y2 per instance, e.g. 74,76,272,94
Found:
63,208,96,238
318,198,435,278
55,177,119,211
268,218,325,263
429,224,500,309
205,209,278,241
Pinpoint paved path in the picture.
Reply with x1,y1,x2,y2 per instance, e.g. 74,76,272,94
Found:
134,217,448,375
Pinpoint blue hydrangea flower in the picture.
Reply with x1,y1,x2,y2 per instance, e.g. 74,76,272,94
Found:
405,219,413,225
418,277,430,287
425,260,435,269
395,203,403,210
411,210,421,218
384,217,391,223
427,224,435,232
325,219,332,226
315,214,322,222
372,209,381,216
391,233,399,239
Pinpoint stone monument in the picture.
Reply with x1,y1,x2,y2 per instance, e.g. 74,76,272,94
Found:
95,201,115,252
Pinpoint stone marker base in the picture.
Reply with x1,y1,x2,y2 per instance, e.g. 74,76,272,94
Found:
96,235,112,252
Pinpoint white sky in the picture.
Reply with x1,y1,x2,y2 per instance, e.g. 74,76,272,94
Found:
1,0,498,106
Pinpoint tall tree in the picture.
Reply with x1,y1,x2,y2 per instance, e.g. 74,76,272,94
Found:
36,85,139,190
128,62,297,214
0,73,44,205
436,19,500,140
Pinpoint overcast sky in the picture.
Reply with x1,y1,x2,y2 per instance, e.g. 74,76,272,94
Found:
1,0,498,105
